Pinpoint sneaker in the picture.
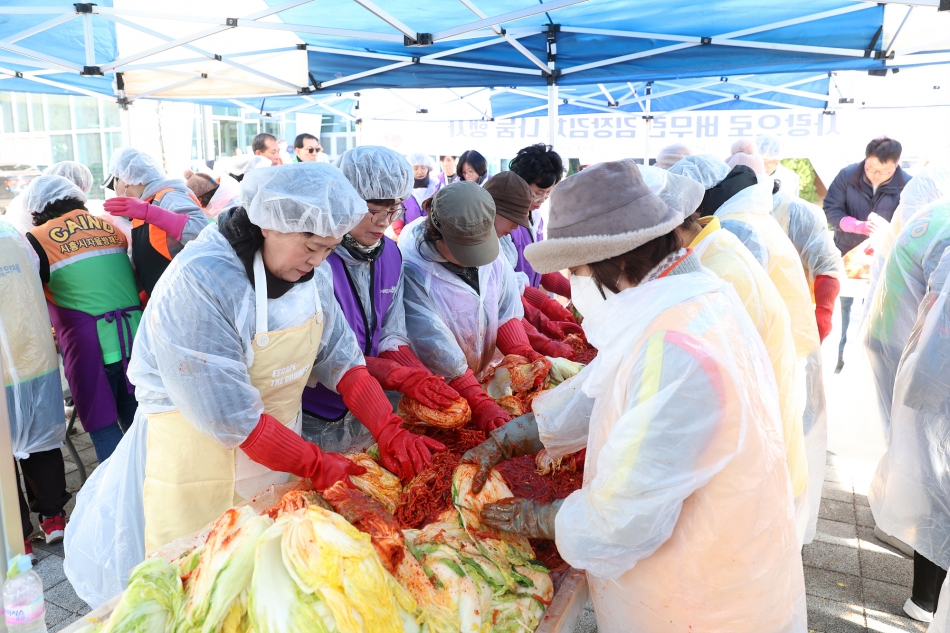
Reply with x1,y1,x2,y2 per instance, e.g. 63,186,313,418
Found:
23,539,35,563
40,513,66,544
903,598,934,623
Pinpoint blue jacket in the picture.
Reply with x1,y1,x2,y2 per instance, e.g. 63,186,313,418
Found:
823,160,910,255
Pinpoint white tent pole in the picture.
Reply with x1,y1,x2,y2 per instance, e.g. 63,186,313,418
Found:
82,13,95,67
1,12,76,45
884,6,914,57
548,83,557,147
350,0,417,40
202,105,215,162
456,0,550,73
0,352,24,570
432,0,585,41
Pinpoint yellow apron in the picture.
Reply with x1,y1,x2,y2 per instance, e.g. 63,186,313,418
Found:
143,251,323,554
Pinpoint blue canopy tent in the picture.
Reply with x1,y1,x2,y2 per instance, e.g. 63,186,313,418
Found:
489,73,832,119
0,0,945,120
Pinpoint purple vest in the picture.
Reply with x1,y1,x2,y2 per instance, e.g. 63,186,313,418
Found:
302,237,402,420
510,219,544,288
403,195,426,225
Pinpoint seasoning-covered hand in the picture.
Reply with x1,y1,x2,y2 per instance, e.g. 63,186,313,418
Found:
481,498,563,540
461,413,544,493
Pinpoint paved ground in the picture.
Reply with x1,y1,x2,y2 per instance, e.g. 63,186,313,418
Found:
35,290,925,632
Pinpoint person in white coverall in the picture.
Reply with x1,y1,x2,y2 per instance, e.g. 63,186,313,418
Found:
462,159,806,633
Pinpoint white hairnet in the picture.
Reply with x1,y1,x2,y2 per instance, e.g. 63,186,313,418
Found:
241,162,365,238
654,143,692,169
335,146,413,201
730,139,757,157
43,161,93,193
107,147,165,186
225,154,271,177
21,175,86,214
727,152,767,176
640,164,706,218
406,153,435,170
668,154,731,190
755,135,783,160
898,164,950,223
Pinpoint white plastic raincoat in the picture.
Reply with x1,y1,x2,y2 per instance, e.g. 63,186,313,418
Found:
870,243,950,570
535,260,806,633
65,166,367,606
867,199,950,438
711,176,827,544
689,217,809,541
0,220,64,458
868,165,950,305
399,217,523,380
771,191,844,287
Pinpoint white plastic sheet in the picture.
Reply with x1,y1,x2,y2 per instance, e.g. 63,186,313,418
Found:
870,243,950,568
772,191,844,285
0,220,64,458
550,265,805,632
866,200,950,436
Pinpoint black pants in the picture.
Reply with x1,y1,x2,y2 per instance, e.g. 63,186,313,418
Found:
912,551,949,613
16,448,71,540
838,296,854,359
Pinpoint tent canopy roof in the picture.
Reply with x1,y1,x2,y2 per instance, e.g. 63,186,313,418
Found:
0,0,947,108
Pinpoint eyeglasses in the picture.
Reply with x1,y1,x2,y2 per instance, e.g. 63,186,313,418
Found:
532,192,551,204
866,165,896,178
304,147,322,154
368,204,405,223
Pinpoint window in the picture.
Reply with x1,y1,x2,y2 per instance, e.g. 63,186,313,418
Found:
76,134,103,196
102,100,120,129
48,95,71,131
50,135,74,162
31,97,45,132
104,131,122,163
243,122,259,147
212,106,241,117
0,93,13,134
15,95,29,132
219,121,239,157
74,97,100,129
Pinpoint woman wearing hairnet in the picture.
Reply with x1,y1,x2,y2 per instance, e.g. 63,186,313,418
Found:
3,161,94,236
643,165,810,543
870,238,950,622
400,181,550,433
300,146,455,468
101,147,208,298
0,219,69,558
391,153,441,237
866,198,950,439
462,160,806,633
63,163,419,606
671,153,827,545
23,176,141,463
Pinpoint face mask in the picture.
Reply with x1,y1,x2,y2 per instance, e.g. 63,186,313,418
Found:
570,274,615,318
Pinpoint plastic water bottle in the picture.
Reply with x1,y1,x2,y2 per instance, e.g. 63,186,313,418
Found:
3,555,48,633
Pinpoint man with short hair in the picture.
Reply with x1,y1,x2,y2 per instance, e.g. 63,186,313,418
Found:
823,137,910,370
438,155,457,185
252,132,281,166
294,133,324,163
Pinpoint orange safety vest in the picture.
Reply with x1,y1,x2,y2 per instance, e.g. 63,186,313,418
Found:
130,188,200,298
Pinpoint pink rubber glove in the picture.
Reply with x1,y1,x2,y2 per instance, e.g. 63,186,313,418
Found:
839,216,871,236
104,197,189,242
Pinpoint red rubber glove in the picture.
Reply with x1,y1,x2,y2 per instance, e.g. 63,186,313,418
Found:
104,197,189,241
337,366,445,480
379,345,428,370
240,413,366,490
450,369,511,433
523,286,576,323
521,298,545,331
540,272,572,300
814,274,840,343
523,319,575,360
364,356,460,410
496,318,546,363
